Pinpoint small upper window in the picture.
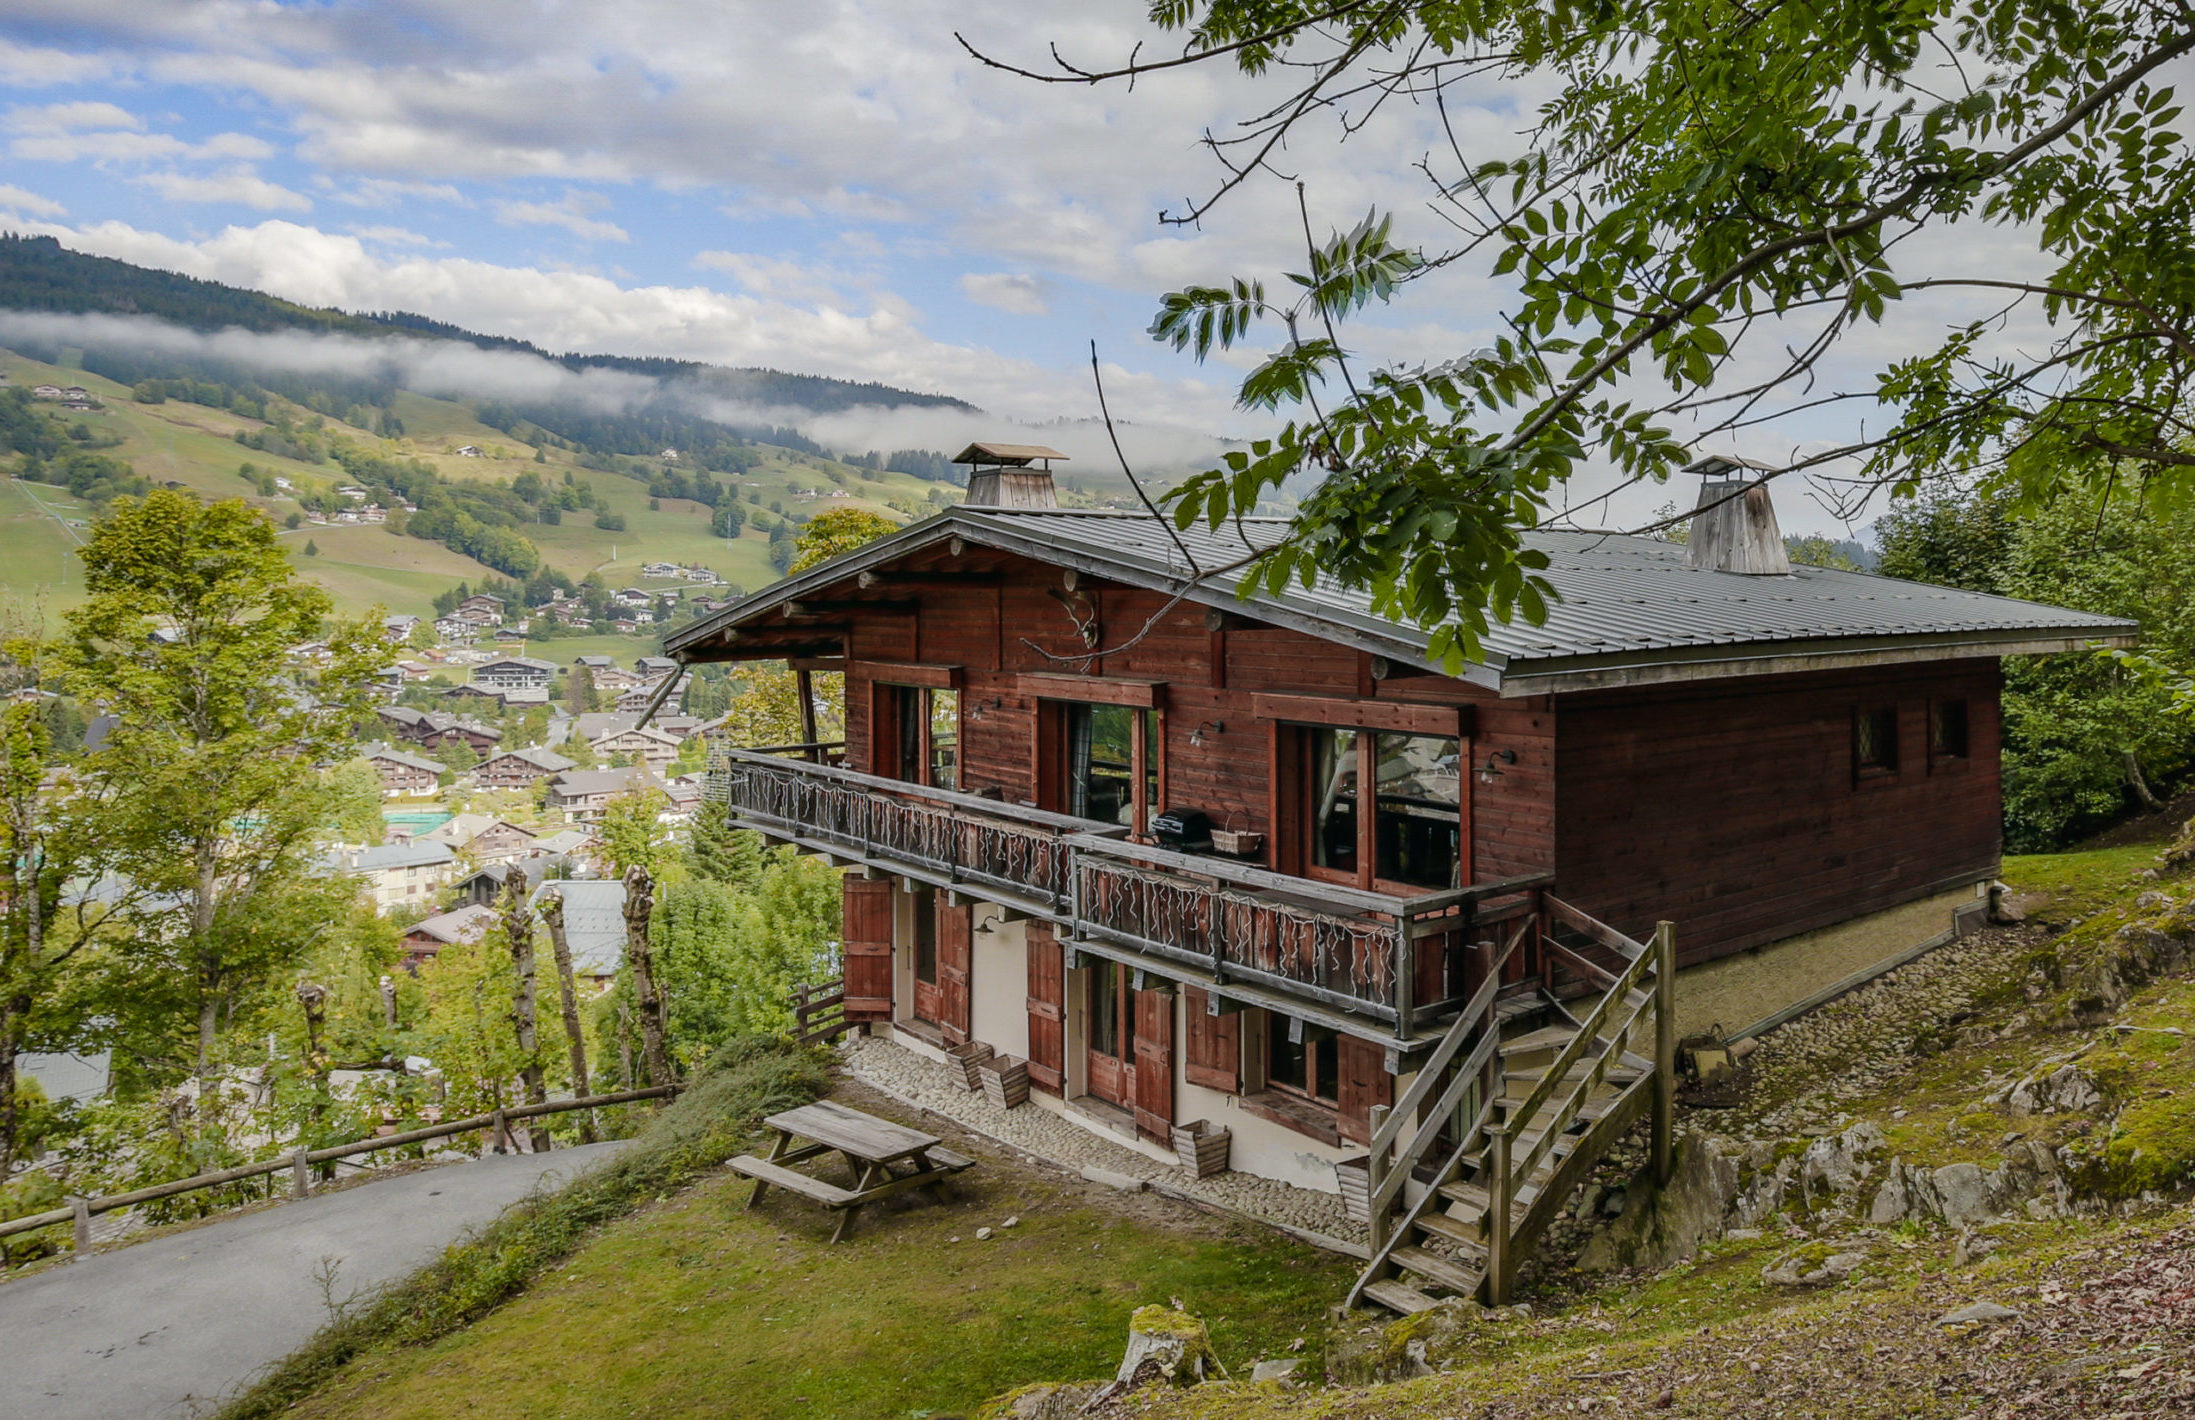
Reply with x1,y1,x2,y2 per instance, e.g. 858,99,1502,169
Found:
1931,699,1969,760
1855,705,1899,774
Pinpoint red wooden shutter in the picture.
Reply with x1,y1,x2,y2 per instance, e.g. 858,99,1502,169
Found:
1131,986,1175,1143
938,899,973,1045
841,876,894,1022
1336,1035,1393,1146
1025,923,1065,1093
1182,986,1239,1093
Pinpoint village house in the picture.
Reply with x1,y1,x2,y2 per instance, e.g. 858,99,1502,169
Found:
613,679,690,714
361,744,446,797
400,904,494,968
590,722,682,767
476,744,577,790
383,614,421,643
427,815,539,865
457,592,507,625
434,615,480,644
370,665,407,700
333,839,457,913
374,707,503,757
665,447,2135,1315
546,765,664,820
473,655,556,694
451,855,568,909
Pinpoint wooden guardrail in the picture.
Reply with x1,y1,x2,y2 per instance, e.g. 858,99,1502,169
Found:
792,978,849,1045
0,1084,677,1251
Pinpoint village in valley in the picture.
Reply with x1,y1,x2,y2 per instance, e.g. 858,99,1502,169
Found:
2,5,2193,1420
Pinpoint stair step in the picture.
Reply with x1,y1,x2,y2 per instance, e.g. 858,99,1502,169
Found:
1391,1245,1484,1294
1497,1085,1624,1117
1441,1174,1548,1213
1362,1278,1441,1315
1499,1024,1579,1056
1410,1210,1490,1255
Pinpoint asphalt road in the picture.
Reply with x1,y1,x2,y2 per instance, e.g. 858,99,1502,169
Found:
0,1141,629,1420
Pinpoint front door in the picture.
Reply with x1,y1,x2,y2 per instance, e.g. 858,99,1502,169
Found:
911,886,945,1028
1085,958,1136,1110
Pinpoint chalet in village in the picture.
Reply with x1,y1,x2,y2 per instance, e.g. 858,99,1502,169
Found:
665,446,2134,1314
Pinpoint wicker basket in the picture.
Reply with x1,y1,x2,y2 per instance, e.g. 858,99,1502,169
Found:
978,1054,1030,1109
945,1040,994,1091
1210,828,1264,858
1334,1154,1372,1224
1171,1119,1232,1178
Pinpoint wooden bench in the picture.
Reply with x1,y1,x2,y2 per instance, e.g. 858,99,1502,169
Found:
726,1154,859,1209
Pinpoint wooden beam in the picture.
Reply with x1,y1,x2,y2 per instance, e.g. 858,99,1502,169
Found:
850,660,962,689
675,639,847,665
787,655,847,673
1013,672,1167,708
1370,655,1435,681
1249,691,1473,738
782,600,916,618
857,570,1002,588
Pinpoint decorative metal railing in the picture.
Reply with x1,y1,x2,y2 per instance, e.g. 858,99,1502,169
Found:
713,745,1552,1030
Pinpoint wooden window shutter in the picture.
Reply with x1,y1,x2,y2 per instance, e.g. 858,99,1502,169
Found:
1131,986,1175,1144
1182,986,1239,1094
840,876,894,1022
1335,1035,1393,1146
1024,923,1066,1093
937,899,973,1046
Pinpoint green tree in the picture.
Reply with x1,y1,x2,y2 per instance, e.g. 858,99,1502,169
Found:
684,810,764,890
46,491,386,1093
568,665,597,715
986,2,2195,665
596,789,671,880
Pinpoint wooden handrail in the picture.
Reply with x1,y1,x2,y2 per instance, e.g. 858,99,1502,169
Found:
1369,915,1528,1160
1544,894,1647,961
0,1085,677,1242
720,745,1117,836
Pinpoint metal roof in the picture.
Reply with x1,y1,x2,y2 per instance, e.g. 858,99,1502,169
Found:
667,507,2137,696
953,441,1068,465
530,879,627,975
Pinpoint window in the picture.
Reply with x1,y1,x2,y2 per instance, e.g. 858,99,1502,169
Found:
1855,705,1899,774
1930,699,1969,760
1266,1016,1339,1106
1061,703,1160,828
913,887,939,985
929,689,959,790
1303,728,1463,890
881,685,959,789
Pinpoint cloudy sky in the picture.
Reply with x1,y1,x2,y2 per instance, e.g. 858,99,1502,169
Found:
0,1,1949,535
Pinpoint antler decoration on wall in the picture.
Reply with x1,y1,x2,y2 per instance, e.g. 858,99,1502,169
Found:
1046,586,1102,649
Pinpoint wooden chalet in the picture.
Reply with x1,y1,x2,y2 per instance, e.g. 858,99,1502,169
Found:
663,454,2134,1314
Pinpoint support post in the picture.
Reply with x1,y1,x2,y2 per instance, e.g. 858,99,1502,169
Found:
291,1147,311,1199
1365,1103,1390,1257
794,668,819,761
71,1195,91,1261
1652,918,1677,1188
1474,938,1500,1111
491,1107,511,1155
1484,1122,1511,1305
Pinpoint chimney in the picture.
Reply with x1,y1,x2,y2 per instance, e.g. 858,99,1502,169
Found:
1683,455,1789,575
953,442,1066,509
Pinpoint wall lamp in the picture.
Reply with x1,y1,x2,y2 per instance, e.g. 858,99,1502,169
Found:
1478,749,1517,783
967,696,1004,720
1189,720,1225,746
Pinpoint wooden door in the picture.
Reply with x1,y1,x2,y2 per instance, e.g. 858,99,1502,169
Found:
1132,986,1175,1143
1336,1035,1394,1146
1183,986,1239,1093
841,876,894,1023
911,887,945,1028
1084,958,1135,1110
1025,923,1065,1093
938,898,973,1046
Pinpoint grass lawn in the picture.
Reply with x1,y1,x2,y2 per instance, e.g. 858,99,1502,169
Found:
287,1085,1348,1420
2001,842,2165,920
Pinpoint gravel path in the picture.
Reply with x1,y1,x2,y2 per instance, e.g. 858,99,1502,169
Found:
845,1035,1365,1249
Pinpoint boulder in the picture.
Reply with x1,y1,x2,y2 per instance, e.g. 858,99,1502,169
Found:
1932,1163,1996,1227
1578,1134,1740,1273
1999,1064,2105,1118
1762,1247,1866,1287
1116,1306,1223,1386
1937,1301,2021,1326
979,1383,1107,1419
1250,1357,1301,1382
1800,1121,1886,1196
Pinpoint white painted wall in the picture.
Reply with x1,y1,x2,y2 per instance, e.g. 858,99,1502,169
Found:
1173,994,1353,1195
967,907,1029,1060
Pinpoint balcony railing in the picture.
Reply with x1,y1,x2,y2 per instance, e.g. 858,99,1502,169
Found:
711,745,1549,1035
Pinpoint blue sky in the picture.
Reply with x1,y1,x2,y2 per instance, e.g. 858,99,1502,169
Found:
0,1,1968,535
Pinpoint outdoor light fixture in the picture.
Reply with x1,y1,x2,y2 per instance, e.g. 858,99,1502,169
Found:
1479,749,1518,783
1189,720,1225,746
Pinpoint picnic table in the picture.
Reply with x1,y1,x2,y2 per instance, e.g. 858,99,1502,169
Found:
728,1099,975,1242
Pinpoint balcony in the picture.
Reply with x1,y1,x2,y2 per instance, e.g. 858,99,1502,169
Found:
712,746,1552,1041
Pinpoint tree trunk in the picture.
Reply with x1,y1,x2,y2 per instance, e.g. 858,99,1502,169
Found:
0,1018,20,1179
621,865,673,1088
501,868,550,1152
194,841,221,1100
539,889,597,1143
2125,749,2166,812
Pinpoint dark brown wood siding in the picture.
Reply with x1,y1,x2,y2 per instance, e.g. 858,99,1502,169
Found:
1554,659,2002,967
841,876,894,1022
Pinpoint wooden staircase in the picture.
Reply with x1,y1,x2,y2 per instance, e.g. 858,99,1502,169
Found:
1346,900,1677,1317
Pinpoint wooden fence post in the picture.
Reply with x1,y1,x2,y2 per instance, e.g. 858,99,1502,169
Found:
491,1107,511,1155
1365,1103,1390,1257
1484,1123,1510,1305
71,1195,90,1261
291,1147,311,1199
1652,919,1677,1188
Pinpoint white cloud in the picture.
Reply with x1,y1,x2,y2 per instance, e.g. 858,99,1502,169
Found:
9,127,271,164
492,191,628,243
5,99,143,133
959,272,1048,316
694,250,852,305
0,183,66,218
0,39,119,88
321,175,469,208
137,167,312,212
349,223,447,248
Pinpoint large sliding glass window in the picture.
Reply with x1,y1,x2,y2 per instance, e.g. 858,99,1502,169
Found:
1062,703,1159,829
1303,727,1462,891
